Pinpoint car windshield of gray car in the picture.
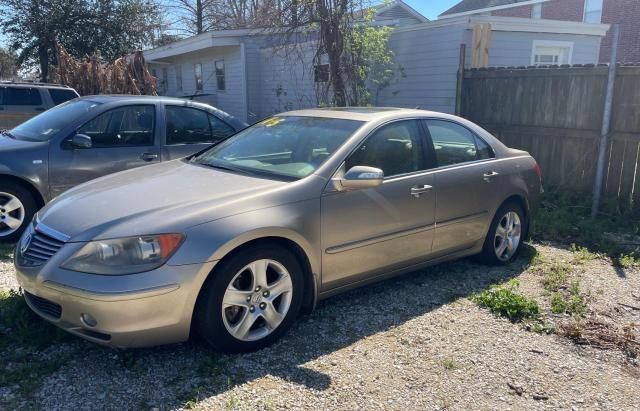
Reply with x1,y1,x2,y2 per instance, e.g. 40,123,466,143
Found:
193,116,364,180
10,100,102,142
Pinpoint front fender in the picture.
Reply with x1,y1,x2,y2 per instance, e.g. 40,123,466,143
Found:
168,198,321,278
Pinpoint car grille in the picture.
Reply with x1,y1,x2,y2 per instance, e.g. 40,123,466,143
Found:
18,224,67,266
24,291,62,319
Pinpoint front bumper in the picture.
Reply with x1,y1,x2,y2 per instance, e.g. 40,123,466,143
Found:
15,245,217,348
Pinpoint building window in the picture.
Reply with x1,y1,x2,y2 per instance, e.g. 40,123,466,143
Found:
583,0,603,23
215,60,225,91
314,64,329,83
195,63,203,91
531,41,573,66
176,65,182,92
532,3,542,19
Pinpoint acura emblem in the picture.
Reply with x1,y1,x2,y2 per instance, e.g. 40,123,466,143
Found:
20,231,32,255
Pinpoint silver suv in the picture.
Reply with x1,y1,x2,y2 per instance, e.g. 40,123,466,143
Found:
0,82,79,129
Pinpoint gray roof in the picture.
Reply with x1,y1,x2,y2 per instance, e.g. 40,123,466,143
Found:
440,0,535,17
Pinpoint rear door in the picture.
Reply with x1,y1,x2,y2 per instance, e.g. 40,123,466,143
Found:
161,104,237,160
0,86,47,129
48,103,161,197
423,119,500,256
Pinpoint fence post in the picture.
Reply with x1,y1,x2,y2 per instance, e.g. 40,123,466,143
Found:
455,44,466,116
591,24,620,219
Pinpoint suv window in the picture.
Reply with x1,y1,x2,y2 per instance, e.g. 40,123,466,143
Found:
5,87,42,105
346,120,424,177
166,106,234,145
79,105,155,147
48,88,78,105
425,120,489,167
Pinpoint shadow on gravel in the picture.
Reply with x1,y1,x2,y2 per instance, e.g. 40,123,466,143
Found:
2,245,535,409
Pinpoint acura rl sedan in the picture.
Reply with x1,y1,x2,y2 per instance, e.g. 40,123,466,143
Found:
15,108,542,352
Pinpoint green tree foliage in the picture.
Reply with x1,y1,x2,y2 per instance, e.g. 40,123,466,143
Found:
0,0,162,81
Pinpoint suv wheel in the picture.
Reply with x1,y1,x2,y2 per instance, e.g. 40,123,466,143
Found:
0,182,36,243
195,244,303,353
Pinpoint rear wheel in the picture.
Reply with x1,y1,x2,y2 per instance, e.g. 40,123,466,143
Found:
195,244,303,353
479,202,525,264
0,182,37,243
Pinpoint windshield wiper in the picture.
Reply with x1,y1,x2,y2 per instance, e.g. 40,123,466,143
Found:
197,161,246,174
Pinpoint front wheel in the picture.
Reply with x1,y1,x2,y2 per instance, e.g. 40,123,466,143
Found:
194,244,303,353
479,202,525,264
0,182,37,243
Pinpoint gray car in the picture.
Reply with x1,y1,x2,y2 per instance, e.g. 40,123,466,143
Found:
14,108,542,352
0,95,246,242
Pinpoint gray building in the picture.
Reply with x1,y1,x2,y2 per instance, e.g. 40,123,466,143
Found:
144,1,609,122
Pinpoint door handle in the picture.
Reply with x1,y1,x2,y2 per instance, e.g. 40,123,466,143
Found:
410,185,432,198
483,171,499,181
140,152,159,162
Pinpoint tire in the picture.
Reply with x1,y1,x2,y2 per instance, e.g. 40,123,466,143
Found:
479,201,526,265
0,182,37,243
194,244,304,353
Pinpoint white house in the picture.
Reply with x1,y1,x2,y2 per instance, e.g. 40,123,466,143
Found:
144,0,609,123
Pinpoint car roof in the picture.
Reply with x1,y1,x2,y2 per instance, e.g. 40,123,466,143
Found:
0,82,74,90
279,107,451,122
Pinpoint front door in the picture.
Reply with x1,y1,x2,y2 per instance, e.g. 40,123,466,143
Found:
321,120,436,291
48,104,160,197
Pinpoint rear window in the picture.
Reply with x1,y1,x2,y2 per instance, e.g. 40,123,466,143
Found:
4,87,42,105
48,88,78,105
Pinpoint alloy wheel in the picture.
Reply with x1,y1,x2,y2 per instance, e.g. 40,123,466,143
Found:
494,211,521,262
0,192,25,237
221,259,293,342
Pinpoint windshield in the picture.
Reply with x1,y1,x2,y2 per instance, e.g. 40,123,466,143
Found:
193,116,364,179
9,100,102,141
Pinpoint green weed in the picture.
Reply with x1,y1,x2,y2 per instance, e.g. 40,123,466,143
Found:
471,280,540,323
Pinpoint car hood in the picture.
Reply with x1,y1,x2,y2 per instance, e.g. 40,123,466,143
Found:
38,160,300,241
0,134,46,152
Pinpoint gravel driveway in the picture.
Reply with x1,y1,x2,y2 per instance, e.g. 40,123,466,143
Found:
1,243,639,410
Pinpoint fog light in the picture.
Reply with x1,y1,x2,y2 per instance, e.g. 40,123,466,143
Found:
81,313,97,327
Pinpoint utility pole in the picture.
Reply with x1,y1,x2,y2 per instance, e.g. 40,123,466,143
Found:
591,24,620,219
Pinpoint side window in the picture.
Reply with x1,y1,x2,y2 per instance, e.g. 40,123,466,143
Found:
475,135,495,160
208,114,236,142
215,60,225,91
426,120,482,167
166,106,213,145
48,89,78,105
5,87,42,105
78,105,155,148
346,120,424,177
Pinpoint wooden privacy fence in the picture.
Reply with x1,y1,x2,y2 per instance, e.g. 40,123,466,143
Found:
461,65,640,205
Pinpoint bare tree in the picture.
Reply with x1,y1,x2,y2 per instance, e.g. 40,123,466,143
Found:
162,0,217,35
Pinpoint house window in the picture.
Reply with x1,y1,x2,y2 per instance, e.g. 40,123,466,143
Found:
531,41,573,66
176,65,182,92
195,63,203,91
583,0,603,23
215,60,225,91
532,3,542,19
314,64,329,83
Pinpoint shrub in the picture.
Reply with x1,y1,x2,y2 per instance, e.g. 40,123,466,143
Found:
471,280,540,323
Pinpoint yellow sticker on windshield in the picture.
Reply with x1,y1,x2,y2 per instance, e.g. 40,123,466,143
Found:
262,117,285,127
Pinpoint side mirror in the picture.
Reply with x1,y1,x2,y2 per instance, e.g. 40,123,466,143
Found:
337,166,384,191
67,133,92,149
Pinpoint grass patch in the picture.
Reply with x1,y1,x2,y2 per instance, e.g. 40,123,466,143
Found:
538,261,571,292
570,243,597,264
550,281,588,317
471,280,540,323
440,358,458,370
531,190,640,266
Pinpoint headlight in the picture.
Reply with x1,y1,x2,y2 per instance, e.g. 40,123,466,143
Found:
61,234,184,275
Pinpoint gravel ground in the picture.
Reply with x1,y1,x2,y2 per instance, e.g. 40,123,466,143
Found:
1,243,639,410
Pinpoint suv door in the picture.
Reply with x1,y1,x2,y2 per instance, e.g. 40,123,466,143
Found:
321,119,436,290
162,105,237,160
0,86,48,129
423,119,499,256
48,104,160,197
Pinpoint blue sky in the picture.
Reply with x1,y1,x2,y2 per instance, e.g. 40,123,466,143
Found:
403,0,460,19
